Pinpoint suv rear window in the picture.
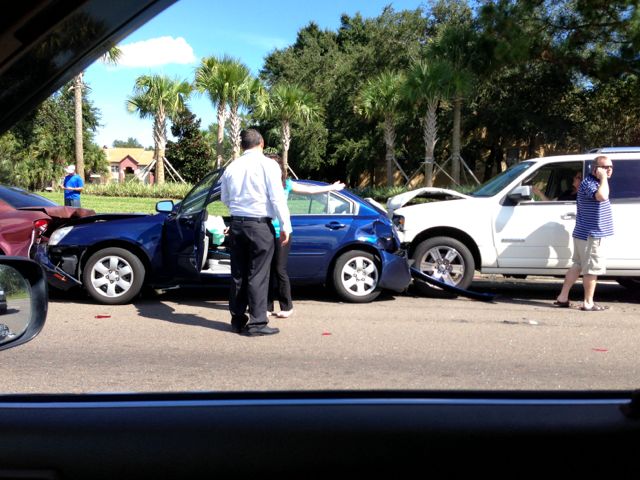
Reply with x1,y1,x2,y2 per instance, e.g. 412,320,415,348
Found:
609,160,640,200
586,159,640,200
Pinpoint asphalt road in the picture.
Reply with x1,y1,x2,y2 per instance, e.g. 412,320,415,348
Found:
2,277,639,394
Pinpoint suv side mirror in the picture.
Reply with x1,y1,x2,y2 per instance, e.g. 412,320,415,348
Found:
0,258,48,352
507,185,533,203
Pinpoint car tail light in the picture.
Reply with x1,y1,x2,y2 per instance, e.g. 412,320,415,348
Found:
33,219,49,241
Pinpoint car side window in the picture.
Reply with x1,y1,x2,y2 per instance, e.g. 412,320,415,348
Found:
288,191,353,215
179,171,219,215
608,159,640,200
288,191,327,214
522,162,582,202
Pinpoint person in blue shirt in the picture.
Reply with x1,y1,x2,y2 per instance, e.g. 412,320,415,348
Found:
555,156,614,311
265,153,345,318
60,165,84,207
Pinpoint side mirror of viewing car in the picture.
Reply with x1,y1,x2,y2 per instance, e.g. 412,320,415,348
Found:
156,200,175,213
507,185,533,203
0,258,48,352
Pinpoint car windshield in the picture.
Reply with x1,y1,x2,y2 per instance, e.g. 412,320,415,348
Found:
0,186,58,208
469,162,534,197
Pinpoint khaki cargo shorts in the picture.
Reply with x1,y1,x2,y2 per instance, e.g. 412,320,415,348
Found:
572,236,607,276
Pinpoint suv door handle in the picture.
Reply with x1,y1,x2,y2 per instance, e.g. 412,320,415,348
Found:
325,221,346,230
561,212,576,220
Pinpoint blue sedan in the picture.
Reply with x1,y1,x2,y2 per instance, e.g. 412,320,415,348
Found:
35,170,410,305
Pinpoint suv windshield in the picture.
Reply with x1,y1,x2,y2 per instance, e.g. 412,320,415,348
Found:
470,161,534,197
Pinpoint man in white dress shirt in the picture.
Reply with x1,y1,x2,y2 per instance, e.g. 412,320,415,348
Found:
220,129,292,336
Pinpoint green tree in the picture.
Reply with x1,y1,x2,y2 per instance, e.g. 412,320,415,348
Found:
113,138,144,148
354,71,404,186
261,7,426,184
127,74,192,184
72,47,121,180
430,21,478,185
166,110,213,183
254,83,321,178
402,59,452,186
2,85,104,190
195,55,252,166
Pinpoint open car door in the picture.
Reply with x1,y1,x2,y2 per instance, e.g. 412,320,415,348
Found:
162,170,223,281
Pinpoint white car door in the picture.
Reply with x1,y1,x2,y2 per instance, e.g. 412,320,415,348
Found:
493,200,577,269
493,161,583,269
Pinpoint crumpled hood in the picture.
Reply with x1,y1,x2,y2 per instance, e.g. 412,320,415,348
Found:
386,187,470,216
19,205,96,219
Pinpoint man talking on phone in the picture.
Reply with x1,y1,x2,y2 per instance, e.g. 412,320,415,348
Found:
555,155,614,311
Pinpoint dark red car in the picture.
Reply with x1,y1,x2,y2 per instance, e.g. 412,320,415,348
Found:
0,185,94,257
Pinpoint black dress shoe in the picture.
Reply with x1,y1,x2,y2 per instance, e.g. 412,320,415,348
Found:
243,325,280,337
231,325,246,334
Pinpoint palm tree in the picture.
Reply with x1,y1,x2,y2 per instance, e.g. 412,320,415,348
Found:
72,47,121,179
354,71,403,187
225,64,256,160
254,83,320,177
431,23,477,185
127,74,192,184
195,56,253,167
403,59,452,187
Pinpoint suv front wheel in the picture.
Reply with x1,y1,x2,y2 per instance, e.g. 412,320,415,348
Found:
412,236,475,294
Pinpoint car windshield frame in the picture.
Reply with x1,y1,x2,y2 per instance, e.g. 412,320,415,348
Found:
469,161,535,197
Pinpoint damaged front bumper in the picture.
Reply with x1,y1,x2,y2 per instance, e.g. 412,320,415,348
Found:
34,244,82,291
378,249,412,293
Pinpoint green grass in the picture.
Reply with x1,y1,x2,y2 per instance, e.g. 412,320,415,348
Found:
39,192,175,214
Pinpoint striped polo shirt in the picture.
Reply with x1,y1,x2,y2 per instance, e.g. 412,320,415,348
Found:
573,174,614,240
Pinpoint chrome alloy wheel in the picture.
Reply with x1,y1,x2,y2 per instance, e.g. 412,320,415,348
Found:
339,255,380,297
419,245,466,286
89,254,135,298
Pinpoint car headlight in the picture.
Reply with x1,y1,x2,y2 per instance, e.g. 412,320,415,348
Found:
392,215,405,231
48,226,73,246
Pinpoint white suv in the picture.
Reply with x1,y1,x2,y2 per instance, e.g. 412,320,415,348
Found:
387,148,640,294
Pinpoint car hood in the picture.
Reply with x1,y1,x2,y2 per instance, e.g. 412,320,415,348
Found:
19,206,96,219
386,187,471,216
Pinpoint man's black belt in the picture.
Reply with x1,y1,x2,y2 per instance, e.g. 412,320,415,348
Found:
230,216,272,223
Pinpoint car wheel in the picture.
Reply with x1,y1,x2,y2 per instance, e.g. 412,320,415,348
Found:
412,236,475,294
82,247,145,305
332,250,381,303
616,277,640,293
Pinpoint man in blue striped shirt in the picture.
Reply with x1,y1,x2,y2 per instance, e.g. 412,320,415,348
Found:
555,155,614,311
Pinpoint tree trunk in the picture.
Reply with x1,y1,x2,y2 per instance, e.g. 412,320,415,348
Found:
74,73,85,179
281,120,291,177
423,98,438,187
383,117,396,187
229,104,241,160
216,103,226,168
153,111,167,184
451,97,462,185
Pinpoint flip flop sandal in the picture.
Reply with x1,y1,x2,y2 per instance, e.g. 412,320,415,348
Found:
553,300,571,308
580,304,608,312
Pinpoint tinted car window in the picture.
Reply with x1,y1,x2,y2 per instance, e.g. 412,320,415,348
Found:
0,186,57,208
608,160,640,200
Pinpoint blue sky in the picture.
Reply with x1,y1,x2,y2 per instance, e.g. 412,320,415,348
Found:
85,0,427,148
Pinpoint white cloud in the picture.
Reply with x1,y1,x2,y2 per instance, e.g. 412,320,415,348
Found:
117,36,196,68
